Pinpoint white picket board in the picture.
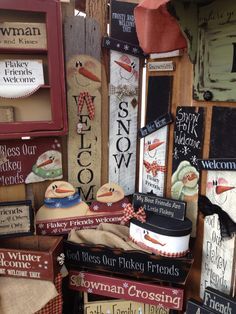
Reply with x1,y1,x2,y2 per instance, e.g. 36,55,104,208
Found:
200,170,236,298
142,126,168,196
108,50,139,195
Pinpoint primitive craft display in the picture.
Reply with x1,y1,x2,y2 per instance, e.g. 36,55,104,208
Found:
0,137,63,186
0,200,34,238
69,271,184,311
36,182,125,235
0,0,67,139
171,106,205,237
0,235,63,281
64,16,102,202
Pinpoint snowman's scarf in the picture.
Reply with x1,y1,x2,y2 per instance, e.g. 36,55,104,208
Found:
77,92,95,120
32,164,62,179
44,192,81,208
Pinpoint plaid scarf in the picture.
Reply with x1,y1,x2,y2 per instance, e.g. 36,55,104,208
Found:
77,92,95,120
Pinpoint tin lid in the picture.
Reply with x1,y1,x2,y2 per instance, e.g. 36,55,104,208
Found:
131,213,192,236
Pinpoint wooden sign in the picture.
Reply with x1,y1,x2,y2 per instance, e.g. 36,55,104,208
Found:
0,106,14,122
36,212,124,235
0,59,44,98
148,61,175,72
145,76,172,124
102,36,144,57
186,299,212,314
198,159,236,171
0,200,34,237
203,286,236,313
110,0,139,46
108,50,139,195
142,126,168,196
138,112,172,138
0,235,63,281
69,271,184,310
171,107,205,236
133,193,186,221
64,240,193,284
64,17,102,202
0,137,63,186
210,107,236,158
0,22,47,49
194,0,236,101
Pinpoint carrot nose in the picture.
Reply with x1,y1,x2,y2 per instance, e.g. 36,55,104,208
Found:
216,185,235,195
37,159,53,168
114,60,132,73
78,67,101,82
55,188,74,194
148,141,164,151
97,191,113,198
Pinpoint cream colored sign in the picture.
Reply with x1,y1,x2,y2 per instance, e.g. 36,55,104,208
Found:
0,22,47,49
148,61,175,72
0,59,44,98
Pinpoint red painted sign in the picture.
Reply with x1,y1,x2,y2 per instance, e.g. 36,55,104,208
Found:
36,212,124,235
69,271,184,310
0,137,63,186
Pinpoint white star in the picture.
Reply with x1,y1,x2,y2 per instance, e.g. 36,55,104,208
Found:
172,289,179,295
107,202,113,206
124,44,129,51
133,47,138,53
55,202,61,208
106,39,111,45
122,202,127,208
88,288,93,293
123,282,129,288
117,43,120,48
93,205,99,211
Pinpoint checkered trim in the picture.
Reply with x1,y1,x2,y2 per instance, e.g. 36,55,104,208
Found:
36,273,63,314
77,92,95,120
121,203,146,224
143,160,166,176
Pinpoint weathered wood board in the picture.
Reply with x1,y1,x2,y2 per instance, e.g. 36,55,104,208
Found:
194,0,236,101
171,107,205,237
0,22,47,49
108,50,139,195
0,106,14,122
64,16,101,201
200,169,236,297
142,126,168,196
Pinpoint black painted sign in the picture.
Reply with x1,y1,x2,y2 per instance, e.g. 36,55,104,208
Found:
186,299,213,314
146,76,173,124
210,106,236,158
203,287,236,314
132,193,186,221
172,107,205,172
102,36,144,57
110,0,139,46
64,241,193,284
198,159,236,171
138,112,173,138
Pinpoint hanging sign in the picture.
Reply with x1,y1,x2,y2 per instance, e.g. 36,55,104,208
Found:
138,113,172,138
69,271,184,310
0,59,44,98
0,22,47,49
108,51,139,195
0,137,63,186
186,299,212,314
148,61,175,72
171,107,205,236
0,200,34,237
198,159,236,171
203,286,236,313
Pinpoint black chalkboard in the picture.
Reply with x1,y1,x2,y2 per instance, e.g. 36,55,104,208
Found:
186,299,212,314
203,287,236,314
172,107,205,172
110,0,139,46
146,76,173,124
210,106,236,158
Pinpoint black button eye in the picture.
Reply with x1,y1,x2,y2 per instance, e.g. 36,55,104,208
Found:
76,61,83,68
52,184,57,190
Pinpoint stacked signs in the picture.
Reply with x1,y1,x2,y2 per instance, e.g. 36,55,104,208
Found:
141,74,173,196
198,107,236,298
106,0,142,195
186,286,236,313
64,17,102,202
171,107,205,236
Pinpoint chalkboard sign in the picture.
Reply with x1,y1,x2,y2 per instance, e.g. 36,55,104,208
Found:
146,76,173,124
110,0,139,46
210,106,236,158
0,200,34,237
133,193,186,221
186,299,212,314
138,112,172,138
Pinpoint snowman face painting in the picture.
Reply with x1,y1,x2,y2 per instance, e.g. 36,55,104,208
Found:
96,182,125,204
113,53,139,83
25,150,62,184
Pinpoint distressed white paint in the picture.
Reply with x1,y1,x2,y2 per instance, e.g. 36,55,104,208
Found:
200,170,236,298
142,126,168,196
108,50,139,195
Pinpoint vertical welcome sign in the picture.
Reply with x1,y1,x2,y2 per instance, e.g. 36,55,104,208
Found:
108,1,140,195
64,17,102,201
